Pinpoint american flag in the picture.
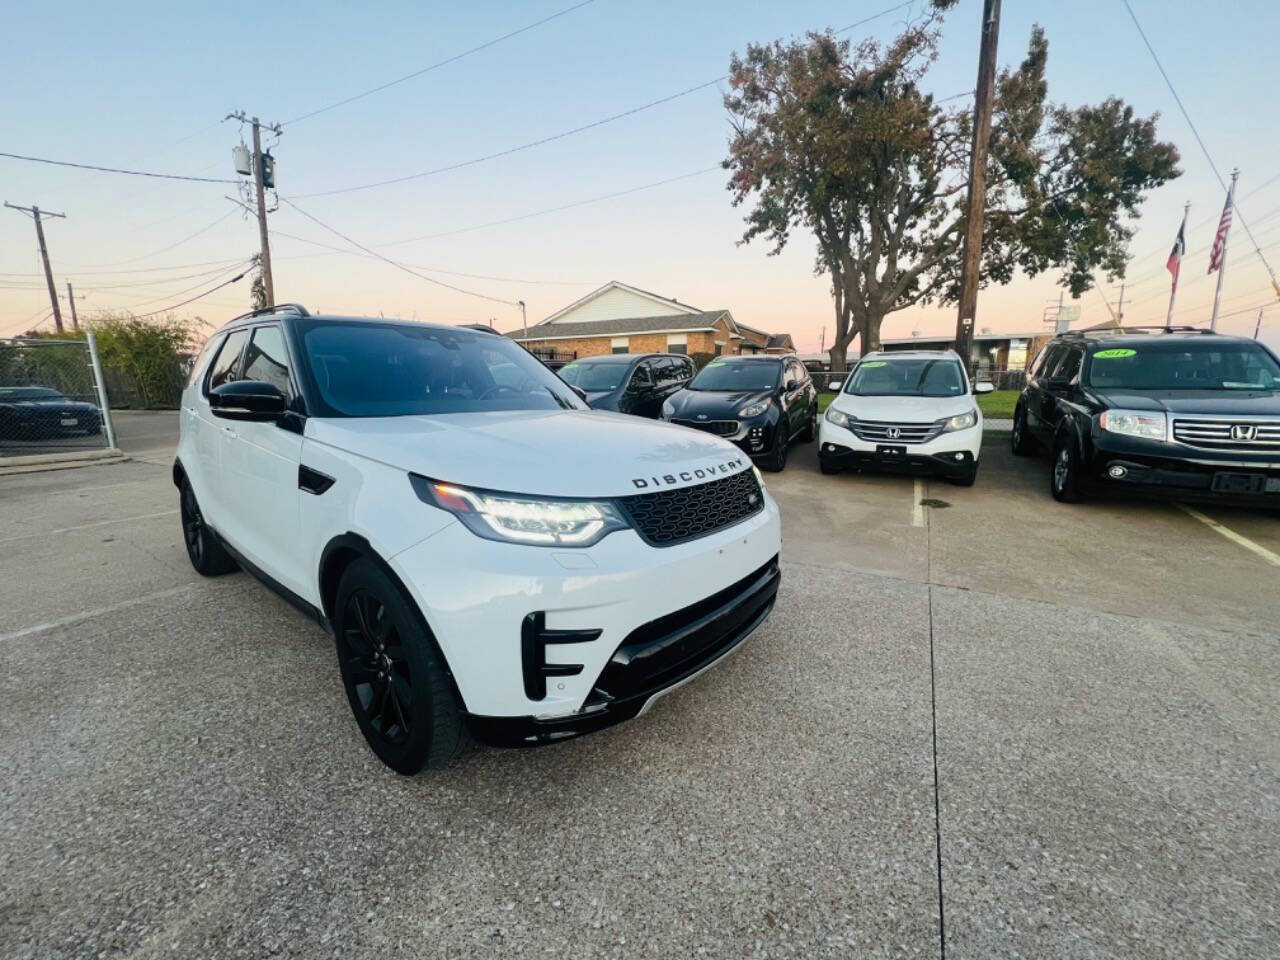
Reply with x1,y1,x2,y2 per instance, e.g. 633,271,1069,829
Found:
1207,183,1235,274
1166,213,1186,292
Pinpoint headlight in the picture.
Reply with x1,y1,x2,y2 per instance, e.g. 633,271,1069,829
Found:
738,399,771,418
825,407,851,428
1099,409,1166,440
661,399,675,418
942,410,978,432
410,476,629,547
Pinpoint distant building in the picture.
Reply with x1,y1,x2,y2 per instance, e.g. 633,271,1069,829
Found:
507,281,794,361
880,330,1044,373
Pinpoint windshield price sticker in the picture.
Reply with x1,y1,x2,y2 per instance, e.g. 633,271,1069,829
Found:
1094,348,1137,359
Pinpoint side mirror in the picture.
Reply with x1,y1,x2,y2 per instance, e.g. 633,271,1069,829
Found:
209,380,287,421
974,381,996,394
828,380,844,390
784,379,799,392
1046,376,1072,391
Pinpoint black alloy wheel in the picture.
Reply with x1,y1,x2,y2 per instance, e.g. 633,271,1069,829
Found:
333,558,464,774
179,480,237,576
340,589,413,747
1050,435,1087,503
763,426,789,472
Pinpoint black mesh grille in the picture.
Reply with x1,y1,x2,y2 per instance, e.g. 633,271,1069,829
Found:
618,469,763,546
671,418,738,437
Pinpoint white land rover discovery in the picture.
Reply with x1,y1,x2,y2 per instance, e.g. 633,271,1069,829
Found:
174,306,781,773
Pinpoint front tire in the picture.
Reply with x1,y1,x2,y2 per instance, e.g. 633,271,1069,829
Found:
334,558,464,775
1011,404,1036,456
949,462,978,487
180,479,238,576
762,426,789,472
1050,435,1087,503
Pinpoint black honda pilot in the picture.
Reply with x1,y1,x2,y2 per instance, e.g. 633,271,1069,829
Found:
1011,328,1280,506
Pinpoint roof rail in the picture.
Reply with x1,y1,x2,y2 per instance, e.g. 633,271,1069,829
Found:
1059,323,1216,337
230,303,311,323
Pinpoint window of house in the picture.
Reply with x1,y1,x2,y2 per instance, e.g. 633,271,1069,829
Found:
666,334,687,355
611,337,629,355
713,342,724,356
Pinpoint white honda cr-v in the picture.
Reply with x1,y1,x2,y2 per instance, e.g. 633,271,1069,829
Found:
174,305,781,773
817,349,992,485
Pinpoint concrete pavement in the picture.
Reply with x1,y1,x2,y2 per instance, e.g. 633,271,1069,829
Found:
0,422,1276,958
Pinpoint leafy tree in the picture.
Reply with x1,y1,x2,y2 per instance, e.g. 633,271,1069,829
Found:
723,14,1180,368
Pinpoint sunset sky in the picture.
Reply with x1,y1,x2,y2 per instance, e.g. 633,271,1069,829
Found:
3,0,1279,351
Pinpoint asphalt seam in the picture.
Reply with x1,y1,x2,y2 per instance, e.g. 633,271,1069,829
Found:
923,483,947,960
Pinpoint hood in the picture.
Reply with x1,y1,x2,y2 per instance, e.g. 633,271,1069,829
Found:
584,389,619,410
1088,388,1280,417
666,388,773,421
831,393,977,422
3,398,98,412
305,409,751,498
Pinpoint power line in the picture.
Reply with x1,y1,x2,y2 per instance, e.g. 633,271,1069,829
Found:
291,1,915,199
133,271,249,319
97,260,255,308
283,0,599,126
67,208,239,270
1121,0,1280,300
271,229,593,285
0,150,235,184
0,256,246,278
281,198,519,307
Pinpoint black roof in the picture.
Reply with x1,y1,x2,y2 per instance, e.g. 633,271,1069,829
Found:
1055,326,1244,348
219,306,493,337
711,354,788,361
561,353,671,364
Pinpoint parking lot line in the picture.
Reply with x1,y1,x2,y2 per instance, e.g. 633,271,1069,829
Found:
913,478,925,527
0,509,177,545
0,583,199,644
1176,504,1280,567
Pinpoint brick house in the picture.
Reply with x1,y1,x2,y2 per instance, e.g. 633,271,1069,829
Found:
507,281,794,360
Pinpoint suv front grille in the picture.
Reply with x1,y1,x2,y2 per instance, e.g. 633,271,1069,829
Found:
849,419,943,445
617,469,763,546
671,418,739,437
1172,417,1280,450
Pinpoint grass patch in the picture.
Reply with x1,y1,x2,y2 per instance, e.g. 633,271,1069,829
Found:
977,390,1019,419
818,393,836,413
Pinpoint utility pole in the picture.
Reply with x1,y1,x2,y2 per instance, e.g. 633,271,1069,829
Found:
228,112,281,307
66,282,80,330
1254,307,1264,340
5,202,66,332
1115,282,1125,329
952,0,1002,377
519,300,527,340
1209,168,1239,332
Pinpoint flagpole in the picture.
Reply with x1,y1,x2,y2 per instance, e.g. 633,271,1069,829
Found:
1210,170,1239,331
1166,201,1189,328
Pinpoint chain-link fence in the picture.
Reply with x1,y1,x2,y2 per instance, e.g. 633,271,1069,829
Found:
0,335,116,457
810,367,1025,394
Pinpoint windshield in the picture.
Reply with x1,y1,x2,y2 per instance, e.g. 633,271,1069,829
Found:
298,321,584,417
1088,342,1280,390
558,361,628,392
844,358,966,397
689,359,780,391
0,386,64,400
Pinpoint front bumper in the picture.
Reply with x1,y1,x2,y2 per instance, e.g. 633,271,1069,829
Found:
666,412,780,458
466,556,780,746
389,493,782,727
818,420,981,478
1087,432,1280,505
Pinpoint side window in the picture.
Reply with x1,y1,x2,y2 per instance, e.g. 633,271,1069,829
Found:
652,357,677,387
1055,347,1083,383
205,329,249,394
242,325,292,398
1035,345,1062,381
186,334,222,388
630,361,654,389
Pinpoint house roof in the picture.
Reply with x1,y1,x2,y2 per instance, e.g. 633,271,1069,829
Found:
766,333,795,349
537,280,702,325
880,331,1043,345
508,310,732,342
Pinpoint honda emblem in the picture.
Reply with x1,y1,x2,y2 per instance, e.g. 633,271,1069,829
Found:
1230,424,1258,441
886,426,901,439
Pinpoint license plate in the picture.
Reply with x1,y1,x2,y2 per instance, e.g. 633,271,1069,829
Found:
1211,472,1265,494
877,444,907,458
60,418,78,426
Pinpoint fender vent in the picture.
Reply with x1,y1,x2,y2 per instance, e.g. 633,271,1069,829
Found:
521,613,601,701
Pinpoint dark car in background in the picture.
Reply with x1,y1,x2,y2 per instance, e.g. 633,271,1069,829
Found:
1011,328,1280,506
0,386,102,442
557,353,695,418
660,355,818,471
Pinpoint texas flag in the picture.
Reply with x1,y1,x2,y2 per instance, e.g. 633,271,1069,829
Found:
1166,212,1186,293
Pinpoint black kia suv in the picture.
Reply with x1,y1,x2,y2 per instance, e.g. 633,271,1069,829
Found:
660,355,818,472
556,353,695,418
1011,327,1280,506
